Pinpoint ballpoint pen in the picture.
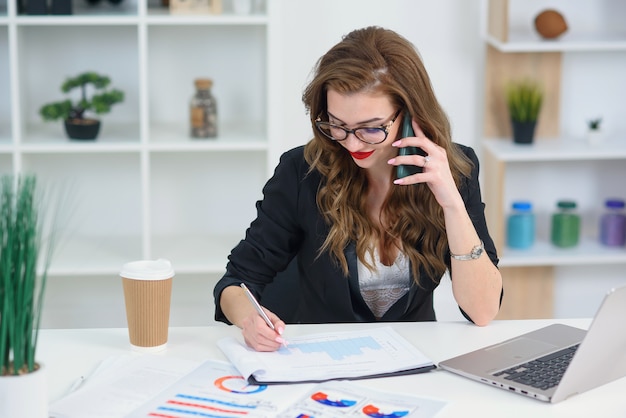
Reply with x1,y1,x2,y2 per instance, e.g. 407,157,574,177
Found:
240,283,276,331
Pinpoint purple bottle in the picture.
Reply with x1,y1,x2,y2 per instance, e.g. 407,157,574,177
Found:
600,198,626,247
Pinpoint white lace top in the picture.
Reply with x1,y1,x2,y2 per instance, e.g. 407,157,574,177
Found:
357,248,411,319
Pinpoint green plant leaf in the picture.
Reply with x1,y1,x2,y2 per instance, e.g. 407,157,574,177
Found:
506,80,544,122
39,71,124,123
0,175,59,375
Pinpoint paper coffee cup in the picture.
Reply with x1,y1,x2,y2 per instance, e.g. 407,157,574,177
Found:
120,259,174,352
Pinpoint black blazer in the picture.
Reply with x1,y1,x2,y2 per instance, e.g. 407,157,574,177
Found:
214,144,499,324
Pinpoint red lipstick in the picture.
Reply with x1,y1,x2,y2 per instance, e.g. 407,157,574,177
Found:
350,150,374,160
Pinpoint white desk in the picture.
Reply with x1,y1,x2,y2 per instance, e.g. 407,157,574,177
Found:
39,319,625,417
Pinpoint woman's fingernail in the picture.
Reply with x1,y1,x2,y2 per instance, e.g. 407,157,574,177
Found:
387,158,396,164
277,326,284,335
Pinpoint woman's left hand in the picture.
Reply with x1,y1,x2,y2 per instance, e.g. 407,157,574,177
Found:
389,119,462,210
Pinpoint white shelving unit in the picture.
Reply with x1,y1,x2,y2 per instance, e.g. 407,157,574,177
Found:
484,139,626,268
1,0,279,327
481,0,626,318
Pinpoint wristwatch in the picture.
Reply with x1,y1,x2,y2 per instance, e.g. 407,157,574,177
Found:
450,241,484,261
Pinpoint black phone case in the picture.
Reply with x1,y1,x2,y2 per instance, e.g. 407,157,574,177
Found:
396,111,427,179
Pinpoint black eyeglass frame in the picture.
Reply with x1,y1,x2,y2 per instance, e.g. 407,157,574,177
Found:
314,109,402,145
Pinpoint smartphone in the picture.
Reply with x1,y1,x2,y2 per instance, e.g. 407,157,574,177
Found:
396,110,427,179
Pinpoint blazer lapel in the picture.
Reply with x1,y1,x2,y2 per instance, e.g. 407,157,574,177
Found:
345,242,375,321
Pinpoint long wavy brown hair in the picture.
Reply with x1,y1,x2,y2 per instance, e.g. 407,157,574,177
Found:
302,26,473,286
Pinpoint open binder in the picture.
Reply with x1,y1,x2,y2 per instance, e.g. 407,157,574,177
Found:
217,326,436,384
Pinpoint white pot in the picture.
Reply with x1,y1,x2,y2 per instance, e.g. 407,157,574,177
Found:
0,363,48,418
587,129,603,145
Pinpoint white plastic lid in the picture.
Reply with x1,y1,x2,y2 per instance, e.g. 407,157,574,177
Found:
119,259,174,281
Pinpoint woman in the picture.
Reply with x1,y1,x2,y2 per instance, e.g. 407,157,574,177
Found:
214,26,502,351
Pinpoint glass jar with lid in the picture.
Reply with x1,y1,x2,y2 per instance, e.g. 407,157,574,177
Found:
599,198,626,247
506,201,535,249
190,78,218,138
551,200,580,248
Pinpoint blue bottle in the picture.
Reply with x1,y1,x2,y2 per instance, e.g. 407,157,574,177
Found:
507,201,535,249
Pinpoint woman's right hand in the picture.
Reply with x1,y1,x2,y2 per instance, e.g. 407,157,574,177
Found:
241,308,287,352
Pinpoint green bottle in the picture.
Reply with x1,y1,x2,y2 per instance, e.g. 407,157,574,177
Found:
551,200,580,248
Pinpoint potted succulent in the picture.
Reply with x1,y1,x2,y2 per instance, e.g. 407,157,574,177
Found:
505,79,543,144
587,117,603,145
0,175,57,418
39,71,124,140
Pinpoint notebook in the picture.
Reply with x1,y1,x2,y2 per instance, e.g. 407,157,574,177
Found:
439,285,626,403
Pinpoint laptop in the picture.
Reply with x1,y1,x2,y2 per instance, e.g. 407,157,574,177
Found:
439,285,626,403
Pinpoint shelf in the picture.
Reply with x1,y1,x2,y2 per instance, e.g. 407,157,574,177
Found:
15,123,268,152
15,15,139,25
12,11,268,26
16,1,138,21
148,121,268,151
45,233,240,276
45,234,142,276
499,240,626,267
20,123,141,152
487,33,626,53
146,9,268,25
483,138,626,162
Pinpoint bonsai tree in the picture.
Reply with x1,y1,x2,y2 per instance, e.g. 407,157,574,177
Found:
39,71,124,140
505,79,543,123
40,71,124,122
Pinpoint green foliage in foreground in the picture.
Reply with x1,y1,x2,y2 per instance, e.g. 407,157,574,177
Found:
0,175,53,375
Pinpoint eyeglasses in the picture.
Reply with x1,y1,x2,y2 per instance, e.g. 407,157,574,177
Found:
315,109,401,145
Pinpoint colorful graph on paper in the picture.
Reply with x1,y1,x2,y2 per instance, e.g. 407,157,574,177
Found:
277,381,448,418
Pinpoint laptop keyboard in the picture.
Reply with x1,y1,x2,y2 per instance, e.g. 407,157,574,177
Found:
492,344,580,391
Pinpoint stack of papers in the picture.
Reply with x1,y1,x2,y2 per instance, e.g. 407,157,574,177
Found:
49,327,444,418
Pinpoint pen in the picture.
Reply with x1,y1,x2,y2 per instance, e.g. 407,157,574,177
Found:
240,283,275,331
67,375,86,394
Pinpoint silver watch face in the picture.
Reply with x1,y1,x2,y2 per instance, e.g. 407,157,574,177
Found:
471,245,484,259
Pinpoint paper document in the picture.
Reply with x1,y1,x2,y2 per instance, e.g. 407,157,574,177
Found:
279,380,448,417
49,354,202,418
127,360,314,417
129,361,447,418
217,326,435,384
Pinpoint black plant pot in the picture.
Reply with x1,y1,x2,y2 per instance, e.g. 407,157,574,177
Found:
511,120,537,145
64,119,101,140
50,0,73,14
26,0,48,14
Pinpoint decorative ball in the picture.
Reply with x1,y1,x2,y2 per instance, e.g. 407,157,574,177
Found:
534,10,568,39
